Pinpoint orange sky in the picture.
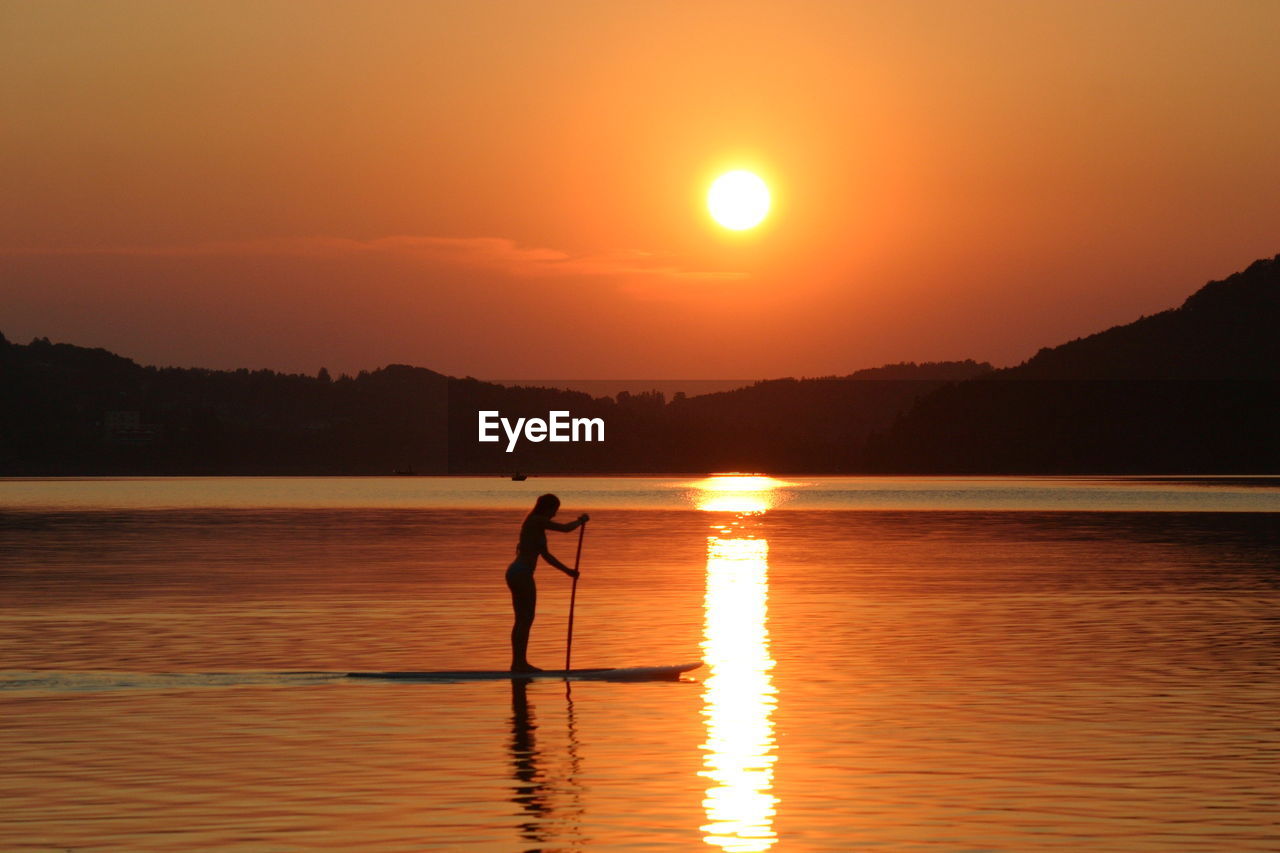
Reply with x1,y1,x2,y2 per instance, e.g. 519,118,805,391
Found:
3,1,1278,378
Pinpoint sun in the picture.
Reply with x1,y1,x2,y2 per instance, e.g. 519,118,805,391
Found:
708,170,771,231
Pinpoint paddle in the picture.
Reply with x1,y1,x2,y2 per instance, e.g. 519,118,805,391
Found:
565,520,586,671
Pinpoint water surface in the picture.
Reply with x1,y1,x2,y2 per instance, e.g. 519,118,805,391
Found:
1,477,1276,850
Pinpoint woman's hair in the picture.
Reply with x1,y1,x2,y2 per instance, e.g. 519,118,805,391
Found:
531,493,561,516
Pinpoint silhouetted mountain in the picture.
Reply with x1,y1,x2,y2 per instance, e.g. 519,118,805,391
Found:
868,255,1279,472
651,362,992,472
0,336,452,474
0,331,987,474
845,360,996,381
3,253,1274,474
1007,255,1280,380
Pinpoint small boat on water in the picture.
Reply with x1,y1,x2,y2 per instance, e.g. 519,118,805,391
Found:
510,473,528,481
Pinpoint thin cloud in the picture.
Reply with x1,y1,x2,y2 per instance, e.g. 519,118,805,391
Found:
2,235,746,281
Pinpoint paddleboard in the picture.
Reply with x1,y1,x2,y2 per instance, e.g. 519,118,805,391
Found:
348,662,702,682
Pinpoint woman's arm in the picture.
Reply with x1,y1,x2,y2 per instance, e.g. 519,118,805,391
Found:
544,513,590,533
540,548,579,578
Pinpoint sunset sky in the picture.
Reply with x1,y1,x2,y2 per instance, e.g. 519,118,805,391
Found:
3,1,1278,379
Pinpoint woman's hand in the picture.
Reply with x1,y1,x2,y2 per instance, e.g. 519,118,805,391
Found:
566,569,580,579
577,513,590,524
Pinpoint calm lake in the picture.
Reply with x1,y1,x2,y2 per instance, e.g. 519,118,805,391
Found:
2,476,1277,851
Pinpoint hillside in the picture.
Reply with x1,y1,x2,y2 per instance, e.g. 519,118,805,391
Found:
868,255,1280,472
0,333,986,474
1007,254,1280,380
4,254,1274,474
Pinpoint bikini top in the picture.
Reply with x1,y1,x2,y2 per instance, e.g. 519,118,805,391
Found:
515,514,546,562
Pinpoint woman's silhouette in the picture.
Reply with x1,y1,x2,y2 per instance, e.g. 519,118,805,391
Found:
507,493,588,672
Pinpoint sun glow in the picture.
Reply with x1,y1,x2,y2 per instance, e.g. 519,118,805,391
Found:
696,475,784,493
708,170,771,231
692,475,788,514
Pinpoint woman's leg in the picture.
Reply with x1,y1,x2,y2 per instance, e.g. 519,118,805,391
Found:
507,571,539,671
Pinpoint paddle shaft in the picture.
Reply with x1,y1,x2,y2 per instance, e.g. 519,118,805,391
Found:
565,521,585,671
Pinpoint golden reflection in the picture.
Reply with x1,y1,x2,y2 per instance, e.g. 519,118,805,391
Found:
695,475,786,493
692,475,789,514
698,494,771,514
697,477,778,851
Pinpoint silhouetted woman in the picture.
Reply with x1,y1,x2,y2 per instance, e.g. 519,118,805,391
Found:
507,494,588,672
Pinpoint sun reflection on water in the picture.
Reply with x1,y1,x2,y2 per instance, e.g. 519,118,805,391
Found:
697,477,778,851
692,475,788,515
